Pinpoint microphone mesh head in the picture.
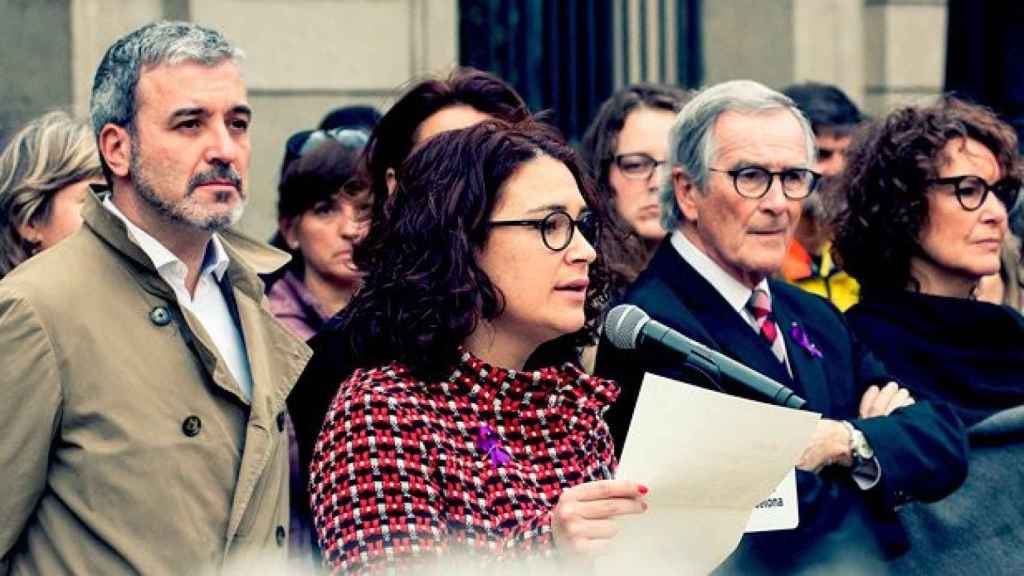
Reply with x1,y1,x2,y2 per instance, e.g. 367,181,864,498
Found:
605,305,649,350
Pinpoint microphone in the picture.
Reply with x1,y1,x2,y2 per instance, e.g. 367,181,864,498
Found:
605,304,807,410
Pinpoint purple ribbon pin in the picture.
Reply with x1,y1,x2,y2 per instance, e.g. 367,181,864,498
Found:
476,425,512,469
790,322,823,359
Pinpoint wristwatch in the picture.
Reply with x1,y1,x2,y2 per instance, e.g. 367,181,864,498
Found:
841,421,875,463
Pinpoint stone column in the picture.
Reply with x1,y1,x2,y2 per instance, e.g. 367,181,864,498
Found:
863,0,948,116
70,0,165,119
792,0,866,108
0,0,73,139
702,0,795,89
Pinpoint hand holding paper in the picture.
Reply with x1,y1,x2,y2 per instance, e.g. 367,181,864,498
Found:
598,373,820,575
551,479,648,559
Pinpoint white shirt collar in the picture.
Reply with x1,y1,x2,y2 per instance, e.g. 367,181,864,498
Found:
669,229,771,317
101,196,230,281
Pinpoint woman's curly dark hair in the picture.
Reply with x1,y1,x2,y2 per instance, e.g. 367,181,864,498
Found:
337,120,612,378
579,84,690,290
362,67,529,225
832,96,1022,299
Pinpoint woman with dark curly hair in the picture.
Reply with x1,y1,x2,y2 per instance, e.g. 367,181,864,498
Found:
580,84,689,288
832,97,1024,572
285,70,532,550
309,121,647,573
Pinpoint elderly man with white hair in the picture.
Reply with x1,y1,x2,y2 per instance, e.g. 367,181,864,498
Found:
595,80,967,572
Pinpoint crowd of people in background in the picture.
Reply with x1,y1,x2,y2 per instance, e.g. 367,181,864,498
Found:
1,18,1023,576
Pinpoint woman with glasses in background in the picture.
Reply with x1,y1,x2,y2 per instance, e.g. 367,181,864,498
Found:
580,84,689,291
309,121,647,573
0,111,103,279
832,97,1024,573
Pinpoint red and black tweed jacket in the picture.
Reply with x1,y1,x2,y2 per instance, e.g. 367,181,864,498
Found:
309,351,619,573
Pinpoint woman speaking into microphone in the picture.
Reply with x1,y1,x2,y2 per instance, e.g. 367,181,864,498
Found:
309,121,648,573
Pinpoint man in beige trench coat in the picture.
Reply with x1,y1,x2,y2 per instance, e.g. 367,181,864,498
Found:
0,22,311,574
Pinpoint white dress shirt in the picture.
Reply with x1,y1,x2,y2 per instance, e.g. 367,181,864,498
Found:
670,230,791,371
102,197,254,401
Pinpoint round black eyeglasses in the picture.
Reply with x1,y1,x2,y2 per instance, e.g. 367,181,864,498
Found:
614,153,667,181
708,166,821,200
488,210,599,251
925,175,1021,211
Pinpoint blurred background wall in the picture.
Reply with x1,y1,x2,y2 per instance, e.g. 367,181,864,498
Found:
0,0,955,241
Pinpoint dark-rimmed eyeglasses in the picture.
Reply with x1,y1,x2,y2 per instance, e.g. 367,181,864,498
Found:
708,166,821,200
925,175,1021,211
613,153,667,181
488,210,599,251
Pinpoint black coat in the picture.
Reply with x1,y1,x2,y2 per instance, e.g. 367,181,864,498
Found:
286,317,357,497
846,292,1024,573
595,242,969,571
846,292,1024,427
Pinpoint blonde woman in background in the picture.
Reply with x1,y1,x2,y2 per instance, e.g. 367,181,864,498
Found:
0,111,103,278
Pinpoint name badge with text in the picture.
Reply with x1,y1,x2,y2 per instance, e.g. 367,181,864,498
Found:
744,468,799,532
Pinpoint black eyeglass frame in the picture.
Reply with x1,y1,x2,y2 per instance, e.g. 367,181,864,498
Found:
708,166,822,200
488,210,599,252
613,153,668,181
924,175,1022,212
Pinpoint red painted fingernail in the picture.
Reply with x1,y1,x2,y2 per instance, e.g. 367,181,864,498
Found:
638,484,649,495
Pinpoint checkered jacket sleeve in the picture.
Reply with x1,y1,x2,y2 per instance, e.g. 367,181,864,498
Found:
310,361,617,573
310,370,443,574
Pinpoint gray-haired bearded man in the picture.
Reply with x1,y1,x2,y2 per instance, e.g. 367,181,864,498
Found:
0,21,310,574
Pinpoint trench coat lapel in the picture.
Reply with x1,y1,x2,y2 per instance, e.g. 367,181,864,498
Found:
82,190,174,299
87,190,313,542
220,242,311,543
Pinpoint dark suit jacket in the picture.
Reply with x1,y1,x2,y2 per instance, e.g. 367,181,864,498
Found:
595,242,968,569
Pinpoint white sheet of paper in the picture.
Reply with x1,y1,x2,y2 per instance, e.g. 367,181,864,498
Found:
597,373,820,576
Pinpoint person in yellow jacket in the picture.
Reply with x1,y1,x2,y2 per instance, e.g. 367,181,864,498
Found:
781,238,860,311
780,83,864,310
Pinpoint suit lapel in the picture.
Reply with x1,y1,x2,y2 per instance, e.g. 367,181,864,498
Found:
651,246,795,393
770,282,831,409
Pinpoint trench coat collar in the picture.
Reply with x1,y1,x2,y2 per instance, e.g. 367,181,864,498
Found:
82,186,291,300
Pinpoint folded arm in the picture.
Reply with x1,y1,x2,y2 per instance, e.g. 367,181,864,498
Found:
846,334,968,508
